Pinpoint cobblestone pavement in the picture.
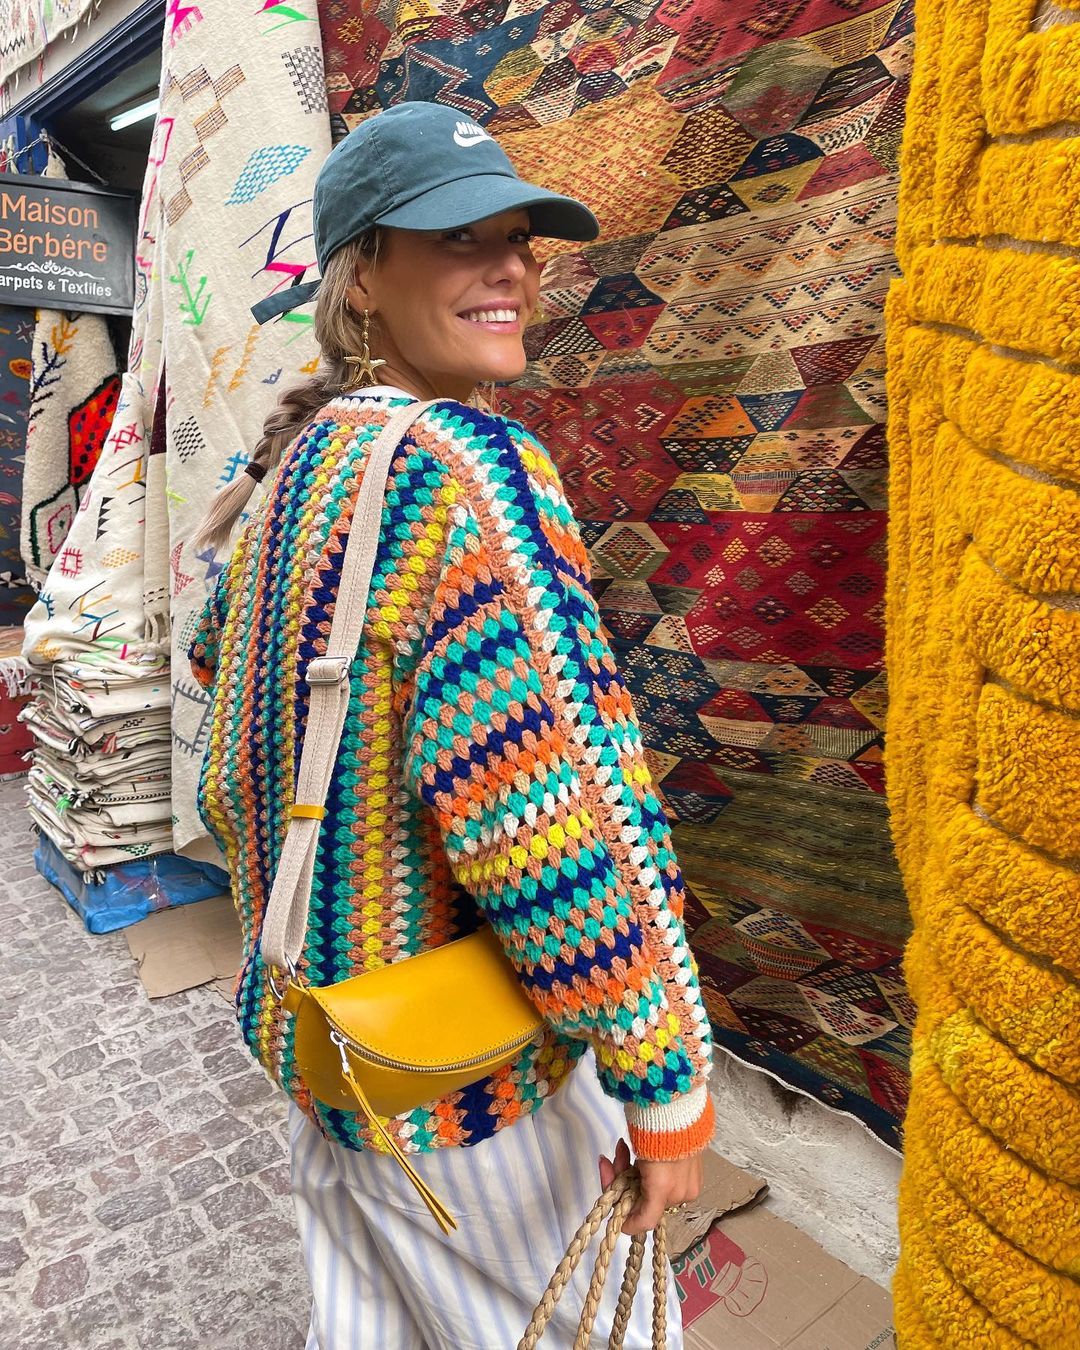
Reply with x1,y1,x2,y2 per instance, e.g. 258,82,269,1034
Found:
0,777,310,1350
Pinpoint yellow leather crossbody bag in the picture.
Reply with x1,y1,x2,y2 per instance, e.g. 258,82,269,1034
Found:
259,400,544,1234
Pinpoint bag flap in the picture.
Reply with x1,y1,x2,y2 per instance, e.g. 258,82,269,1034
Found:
307,926,544,1068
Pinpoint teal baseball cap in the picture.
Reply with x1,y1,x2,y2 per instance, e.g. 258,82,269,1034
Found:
251,102,600,324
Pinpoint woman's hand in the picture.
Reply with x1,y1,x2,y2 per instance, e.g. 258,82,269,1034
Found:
598,1138,704,1237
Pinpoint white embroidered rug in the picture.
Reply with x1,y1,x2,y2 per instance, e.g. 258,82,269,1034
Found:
156,1,328,860
21,148,122,590
21,309,120,589
22,0,329,868
0,0,98,104
21,74,170,870
23,112,167,662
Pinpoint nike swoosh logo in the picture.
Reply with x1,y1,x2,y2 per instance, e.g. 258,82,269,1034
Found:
454,131,489,147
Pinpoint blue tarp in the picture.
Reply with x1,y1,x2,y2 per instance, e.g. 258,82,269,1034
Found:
35,832,230,934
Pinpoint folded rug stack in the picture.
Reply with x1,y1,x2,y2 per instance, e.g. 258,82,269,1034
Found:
0,626,34,778
21,652,174,873
887,2,1080,1345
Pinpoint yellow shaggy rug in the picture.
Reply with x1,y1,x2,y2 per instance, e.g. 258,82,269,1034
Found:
887,0,1080,1344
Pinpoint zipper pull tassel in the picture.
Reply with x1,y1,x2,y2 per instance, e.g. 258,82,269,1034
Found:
331,1032,458,1235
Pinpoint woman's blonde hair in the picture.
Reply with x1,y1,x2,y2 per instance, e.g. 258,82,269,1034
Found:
196,230,380,553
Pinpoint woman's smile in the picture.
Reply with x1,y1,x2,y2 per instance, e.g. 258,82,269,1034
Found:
457,302,522,334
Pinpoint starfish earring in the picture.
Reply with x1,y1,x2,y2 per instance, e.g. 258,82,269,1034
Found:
341,311,386,391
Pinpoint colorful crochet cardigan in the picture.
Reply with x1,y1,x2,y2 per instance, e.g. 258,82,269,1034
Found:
190,393,714,1160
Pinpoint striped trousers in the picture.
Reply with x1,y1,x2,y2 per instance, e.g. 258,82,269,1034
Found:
289,1056,684,1349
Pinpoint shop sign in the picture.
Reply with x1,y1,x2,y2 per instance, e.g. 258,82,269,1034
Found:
0,173,136,316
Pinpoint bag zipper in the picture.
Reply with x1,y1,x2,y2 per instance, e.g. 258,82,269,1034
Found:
328,1024,537,1075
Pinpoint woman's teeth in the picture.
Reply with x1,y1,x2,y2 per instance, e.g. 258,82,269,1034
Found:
463,309,516,324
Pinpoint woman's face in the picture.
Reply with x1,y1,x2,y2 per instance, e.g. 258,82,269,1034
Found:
347,209,541,403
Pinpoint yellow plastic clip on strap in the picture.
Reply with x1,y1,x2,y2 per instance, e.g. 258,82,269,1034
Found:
291,804,327,820
339,1061,458,1235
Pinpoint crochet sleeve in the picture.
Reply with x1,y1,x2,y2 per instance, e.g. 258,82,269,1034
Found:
188,569,229,690
401,412,714,1162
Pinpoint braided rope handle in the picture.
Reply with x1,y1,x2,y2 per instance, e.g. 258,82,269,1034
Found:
518,1171,668,1350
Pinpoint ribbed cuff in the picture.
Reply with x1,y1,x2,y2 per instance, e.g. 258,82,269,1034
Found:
625,1083,715,1161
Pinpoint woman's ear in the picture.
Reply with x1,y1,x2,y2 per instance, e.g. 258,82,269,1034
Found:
345,254,375,316
344,284,368,316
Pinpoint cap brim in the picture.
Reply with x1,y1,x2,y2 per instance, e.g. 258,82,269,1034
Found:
374,173,600,242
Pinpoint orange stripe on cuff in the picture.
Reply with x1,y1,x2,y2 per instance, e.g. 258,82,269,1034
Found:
292,804,326,820
627,1094,716,1162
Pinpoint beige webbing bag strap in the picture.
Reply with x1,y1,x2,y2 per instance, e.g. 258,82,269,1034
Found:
519,1172,669,1350
260,399,438,978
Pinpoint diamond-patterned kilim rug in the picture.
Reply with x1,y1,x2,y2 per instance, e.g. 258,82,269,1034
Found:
320,0,913,1150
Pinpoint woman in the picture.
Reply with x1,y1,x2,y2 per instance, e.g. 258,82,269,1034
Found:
190,102,714,1349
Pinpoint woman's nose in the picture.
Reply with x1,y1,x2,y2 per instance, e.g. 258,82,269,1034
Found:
484,243,527,284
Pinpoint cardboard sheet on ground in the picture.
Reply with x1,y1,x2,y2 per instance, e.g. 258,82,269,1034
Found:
667,1149,768,1259
673,1201,895,1350
127,893,241,999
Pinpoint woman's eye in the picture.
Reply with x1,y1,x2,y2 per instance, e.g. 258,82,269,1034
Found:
443,229,473,242
510,231,534,244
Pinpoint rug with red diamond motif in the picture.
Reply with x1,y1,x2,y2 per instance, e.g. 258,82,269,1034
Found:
21,308,120,590
320,0,913,1149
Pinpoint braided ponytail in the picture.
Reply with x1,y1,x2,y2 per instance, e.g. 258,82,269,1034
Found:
195,231,380,554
